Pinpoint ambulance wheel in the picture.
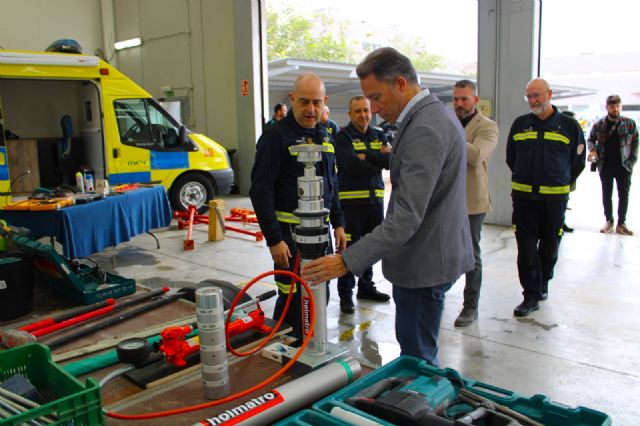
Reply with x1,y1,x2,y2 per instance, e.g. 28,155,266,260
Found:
170,173,215,214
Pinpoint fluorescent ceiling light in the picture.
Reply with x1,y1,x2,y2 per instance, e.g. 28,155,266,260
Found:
114,37,142,51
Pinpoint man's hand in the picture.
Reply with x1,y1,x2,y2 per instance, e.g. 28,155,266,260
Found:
357,153,366,160
381,143,392,153
301,254,349,284
269,241,291,268
334,227,347,253
587,150,598,162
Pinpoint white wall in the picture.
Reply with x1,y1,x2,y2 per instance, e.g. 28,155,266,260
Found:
0,0,104,55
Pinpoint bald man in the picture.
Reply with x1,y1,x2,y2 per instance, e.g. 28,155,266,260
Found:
506,78,585,317
249,74,347,339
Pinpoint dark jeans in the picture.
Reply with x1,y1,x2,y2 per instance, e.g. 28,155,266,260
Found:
599,168,632,224
463,213,485,309
273,224,330,339
337,203,384,299
512,198,566,302
393,281,454,367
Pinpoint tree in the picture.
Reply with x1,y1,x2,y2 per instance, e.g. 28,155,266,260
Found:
388,36,443,72
266,7,358,63
266,4,443,72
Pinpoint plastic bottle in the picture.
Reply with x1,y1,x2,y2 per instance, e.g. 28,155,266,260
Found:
103,180,110,196
84,171,94,193
76,171,85,193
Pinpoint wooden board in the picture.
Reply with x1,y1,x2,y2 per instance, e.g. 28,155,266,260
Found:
6,139,40,194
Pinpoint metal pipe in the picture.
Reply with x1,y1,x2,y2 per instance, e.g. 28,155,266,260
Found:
194,357,361,426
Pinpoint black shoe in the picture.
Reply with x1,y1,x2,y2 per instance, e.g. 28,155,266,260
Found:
562,224,574,233
340,298,355,314
356,288,390,302
539,292,548,301
514,299,540,317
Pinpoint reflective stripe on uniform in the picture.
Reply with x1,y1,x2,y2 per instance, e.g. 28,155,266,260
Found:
513,131,537,141
339,189,385,200
544,132,570,145
276,280,297,294
540,185,570,194
322,142,335,153
511,182,533,192
288,146,299,156
276,211,300,224
370,141,383,150
351,141,366,150
345,233,352,242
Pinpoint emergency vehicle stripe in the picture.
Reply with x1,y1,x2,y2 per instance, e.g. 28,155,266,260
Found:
338,189,385,200
351,142,366,150
322,142,335,153
540,185,570,194
544,132,570,144
513,131,537,141
511,182,532,192
275,211,299,224
275,280,297,294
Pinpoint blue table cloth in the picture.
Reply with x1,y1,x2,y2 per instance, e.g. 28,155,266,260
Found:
0,186,173,258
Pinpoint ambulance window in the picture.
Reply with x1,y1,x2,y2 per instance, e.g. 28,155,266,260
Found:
114,99,181,150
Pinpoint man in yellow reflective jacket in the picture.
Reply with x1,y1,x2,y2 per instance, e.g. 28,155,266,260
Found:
506,78,585,317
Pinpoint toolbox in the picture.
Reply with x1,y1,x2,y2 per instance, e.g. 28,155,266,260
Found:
291,356,611,426
12,235,136,304
0,343,103,425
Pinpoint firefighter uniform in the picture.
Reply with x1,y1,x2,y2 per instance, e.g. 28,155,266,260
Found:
249,113,344,338
334,122,390,303
506,106,585,302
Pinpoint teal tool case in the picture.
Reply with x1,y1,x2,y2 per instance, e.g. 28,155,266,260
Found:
12,235,136,304
277,355,611,425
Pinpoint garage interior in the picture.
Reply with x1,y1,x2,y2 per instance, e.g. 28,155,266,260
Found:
0,1,638,425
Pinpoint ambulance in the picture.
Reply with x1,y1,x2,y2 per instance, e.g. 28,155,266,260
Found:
0,49,234,213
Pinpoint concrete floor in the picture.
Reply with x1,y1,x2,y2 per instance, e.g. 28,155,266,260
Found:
91,178,640,424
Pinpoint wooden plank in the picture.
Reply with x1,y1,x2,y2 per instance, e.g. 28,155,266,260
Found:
6,139,40,194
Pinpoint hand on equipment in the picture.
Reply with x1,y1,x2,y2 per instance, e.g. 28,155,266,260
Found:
301,254,349,284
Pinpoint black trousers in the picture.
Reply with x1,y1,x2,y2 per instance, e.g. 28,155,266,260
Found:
599,167,632,224
272,223,330,339
512,198,566,301
337,203,384,299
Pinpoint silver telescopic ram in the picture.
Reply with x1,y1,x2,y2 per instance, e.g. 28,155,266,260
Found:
289,144,329,356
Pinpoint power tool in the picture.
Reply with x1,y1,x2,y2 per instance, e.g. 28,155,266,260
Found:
346,375,523,426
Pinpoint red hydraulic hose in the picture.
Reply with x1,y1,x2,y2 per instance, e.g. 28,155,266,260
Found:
105,258,315,420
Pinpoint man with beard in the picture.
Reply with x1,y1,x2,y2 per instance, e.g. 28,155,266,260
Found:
506,78,585,317
587,95,638,235
451,80,498,327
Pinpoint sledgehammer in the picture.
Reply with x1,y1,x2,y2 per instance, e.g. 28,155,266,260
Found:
2,287,169,348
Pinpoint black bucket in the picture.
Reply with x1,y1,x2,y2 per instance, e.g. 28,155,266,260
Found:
0,252,34,321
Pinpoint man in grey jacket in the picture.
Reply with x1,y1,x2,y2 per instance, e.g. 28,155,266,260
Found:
302,47,473,366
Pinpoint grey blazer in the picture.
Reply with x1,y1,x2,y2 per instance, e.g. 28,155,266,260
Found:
342,93,474,288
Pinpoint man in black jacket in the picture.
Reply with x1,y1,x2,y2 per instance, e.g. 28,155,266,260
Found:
334,95,391,314
249,74,347,338
507,78,585,317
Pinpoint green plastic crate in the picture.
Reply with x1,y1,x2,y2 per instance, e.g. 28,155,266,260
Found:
313,356,611,426
12,235,135,304
0,343,103,426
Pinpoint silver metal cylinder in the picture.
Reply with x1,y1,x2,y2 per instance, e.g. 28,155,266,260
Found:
193,357,361,426
196,287,230,400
